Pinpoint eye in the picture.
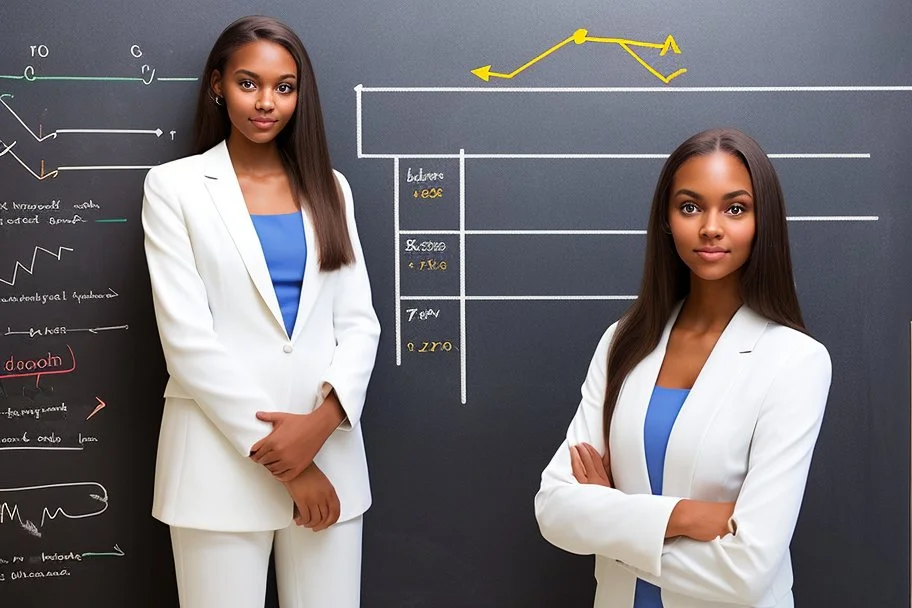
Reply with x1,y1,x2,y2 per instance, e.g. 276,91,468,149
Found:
727,203,749,216
239,80,256,90
679,202,700,215
277,82,295,94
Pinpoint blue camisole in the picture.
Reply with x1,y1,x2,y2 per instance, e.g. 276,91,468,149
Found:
633,386,690,608
249,212,307,336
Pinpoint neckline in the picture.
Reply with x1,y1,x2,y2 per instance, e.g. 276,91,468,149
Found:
654,385,691,393
250,210,300,218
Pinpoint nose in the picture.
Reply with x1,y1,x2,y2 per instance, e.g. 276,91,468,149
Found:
699,211,724,240
256,92,275,111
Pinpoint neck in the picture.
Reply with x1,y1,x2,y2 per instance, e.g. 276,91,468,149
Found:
678,272,743,332
225,134,285,175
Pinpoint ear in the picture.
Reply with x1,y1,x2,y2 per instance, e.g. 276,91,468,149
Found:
210,69,223,97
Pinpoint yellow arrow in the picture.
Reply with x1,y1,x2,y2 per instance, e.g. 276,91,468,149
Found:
471,29,687,84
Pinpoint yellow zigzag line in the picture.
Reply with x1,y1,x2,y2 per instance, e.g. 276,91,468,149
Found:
471,29,687,84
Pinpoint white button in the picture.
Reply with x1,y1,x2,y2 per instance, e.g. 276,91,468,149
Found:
283,344,293,353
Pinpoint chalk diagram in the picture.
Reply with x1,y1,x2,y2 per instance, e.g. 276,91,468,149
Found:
471,29,686,84
0,246,73,288
0,482,108,538
0,93,174,180
356,32,905,403
0,55,198,180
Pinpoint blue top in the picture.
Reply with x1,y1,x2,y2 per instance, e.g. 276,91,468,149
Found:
633,385,690,608
250,212,307,336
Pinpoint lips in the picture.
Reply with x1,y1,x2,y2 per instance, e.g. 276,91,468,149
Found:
695,247,729,262
249,117,278,130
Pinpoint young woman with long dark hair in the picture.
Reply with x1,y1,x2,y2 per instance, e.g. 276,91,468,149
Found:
535,128,831,608
142,15,379,607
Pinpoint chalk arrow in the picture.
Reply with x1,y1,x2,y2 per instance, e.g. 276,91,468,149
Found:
82,544,125,558
86,396,106,420
471,65,494,82
471,29,686,84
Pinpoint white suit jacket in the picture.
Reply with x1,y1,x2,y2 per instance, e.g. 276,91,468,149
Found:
142,141,380,532
535,305,831,608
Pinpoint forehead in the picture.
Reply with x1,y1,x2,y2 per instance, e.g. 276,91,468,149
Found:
671,151,752,193
226,40,297,74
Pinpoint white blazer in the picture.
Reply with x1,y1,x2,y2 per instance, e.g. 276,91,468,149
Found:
142,141,380,532
535,305,831,608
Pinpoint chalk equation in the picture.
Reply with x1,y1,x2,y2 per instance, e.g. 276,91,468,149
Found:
0,42,197,86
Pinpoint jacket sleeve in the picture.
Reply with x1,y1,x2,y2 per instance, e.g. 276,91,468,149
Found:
535,324,683,575
620,342,832,605
142,166,274,456
319,171,381,431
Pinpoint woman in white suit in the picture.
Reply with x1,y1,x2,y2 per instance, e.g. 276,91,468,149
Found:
535,128,831,608
142,16,380,608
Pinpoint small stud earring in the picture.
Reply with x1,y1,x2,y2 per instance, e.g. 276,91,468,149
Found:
214,95,224,106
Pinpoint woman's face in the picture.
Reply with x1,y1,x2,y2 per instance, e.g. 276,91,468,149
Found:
667,151,756,284
211,40,298,147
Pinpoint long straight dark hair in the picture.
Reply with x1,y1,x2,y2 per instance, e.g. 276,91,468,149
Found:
602,128,807,444
194,15,354,271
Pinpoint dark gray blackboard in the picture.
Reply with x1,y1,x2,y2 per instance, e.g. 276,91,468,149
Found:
0,0,909,606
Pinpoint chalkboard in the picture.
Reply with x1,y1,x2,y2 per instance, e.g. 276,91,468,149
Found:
1,1,910,606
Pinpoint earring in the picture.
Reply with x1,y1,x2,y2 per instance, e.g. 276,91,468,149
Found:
214,95,224,106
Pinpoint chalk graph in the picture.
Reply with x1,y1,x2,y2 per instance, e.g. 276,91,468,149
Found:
355,83,897,403
0,482,109,537
0,93,176,179
0,246,74,287
471,29,686,84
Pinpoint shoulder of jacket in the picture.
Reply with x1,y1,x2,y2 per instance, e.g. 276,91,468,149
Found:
761,322,830,361
146,152,204,181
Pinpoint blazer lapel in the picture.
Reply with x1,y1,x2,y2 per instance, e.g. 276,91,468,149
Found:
202,142,286,335
610,303,683,495
662,305,769,497
289,208,326,343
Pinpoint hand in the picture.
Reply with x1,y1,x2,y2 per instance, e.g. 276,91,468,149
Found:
666,500,736,541
570,442,613,488
250,395,344,481
283,464,340,532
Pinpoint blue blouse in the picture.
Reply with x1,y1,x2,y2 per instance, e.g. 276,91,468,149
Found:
250,212,307,336
633,386,690,608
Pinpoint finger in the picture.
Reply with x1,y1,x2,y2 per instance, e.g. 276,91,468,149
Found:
576,442,598,475
251,443,274,463
569,446,587,482
275,468,297,482
256,411,283,423
328,492,340,527
583,444,607,474
308,503,327,530
250,437,266,454
315,494,340,532
583,444,611,484
300,504,316,528
263,454,285,469
268,463,294,479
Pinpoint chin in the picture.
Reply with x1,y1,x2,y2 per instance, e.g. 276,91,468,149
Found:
243,132,279,145
689,266,741,283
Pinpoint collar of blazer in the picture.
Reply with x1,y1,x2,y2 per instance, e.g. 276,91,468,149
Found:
609,302,770,497
201,141,326,343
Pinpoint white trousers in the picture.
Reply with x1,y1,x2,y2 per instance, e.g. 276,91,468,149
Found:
170,516,362,608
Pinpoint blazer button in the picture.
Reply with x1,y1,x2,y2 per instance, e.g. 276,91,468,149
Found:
283,344,293,354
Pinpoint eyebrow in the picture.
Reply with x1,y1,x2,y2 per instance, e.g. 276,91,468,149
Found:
233,69,297,80
672,188,752,200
